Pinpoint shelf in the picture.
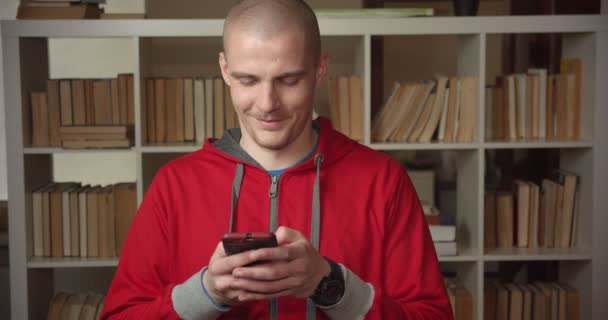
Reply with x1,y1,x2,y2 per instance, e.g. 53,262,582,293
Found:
483,247,592,261
24,147,136,154
27,257,119,269
483,140,593,149
140,143,201,153
2,16,607,37
438,254,479,262
368,142,479,151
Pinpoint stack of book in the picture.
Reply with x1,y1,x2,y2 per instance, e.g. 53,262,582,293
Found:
143,77,238,145
59,125,133,149
486,58,582,142
372,75,478,143
30,74,135,148
484,280,580,320
17,0,104,19
444,277,473,320
327,76,363,141
485,170,579,250
424,202,457,256
31,182,136,259
46,291,105,320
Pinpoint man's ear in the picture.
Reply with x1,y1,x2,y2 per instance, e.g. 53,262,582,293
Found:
315,53,329,84
219,51,230,86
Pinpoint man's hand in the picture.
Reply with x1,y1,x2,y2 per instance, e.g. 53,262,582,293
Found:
228,226,331,302
203,241,265,306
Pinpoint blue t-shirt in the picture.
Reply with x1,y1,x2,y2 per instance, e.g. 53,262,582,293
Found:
266,137,319,177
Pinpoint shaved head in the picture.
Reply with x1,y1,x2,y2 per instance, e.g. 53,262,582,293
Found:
223,0,321,66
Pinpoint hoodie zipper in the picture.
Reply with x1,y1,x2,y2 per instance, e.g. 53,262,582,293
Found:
269,175,279,232
269,174,279,319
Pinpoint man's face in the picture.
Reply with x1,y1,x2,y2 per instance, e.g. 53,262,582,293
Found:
220,28,327,151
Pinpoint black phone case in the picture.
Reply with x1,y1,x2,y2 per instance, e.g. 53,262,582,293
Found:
222,232,278,255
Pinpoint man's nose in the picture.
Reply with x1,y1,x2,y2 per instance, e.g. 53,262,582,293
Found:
257,82,279,112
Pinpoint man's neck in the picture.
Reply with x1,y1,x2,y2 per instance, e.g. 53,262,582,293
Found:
240,127,317,171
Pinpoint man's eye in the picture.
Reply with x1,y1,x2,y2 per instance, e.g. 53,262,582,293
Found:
281,77,299,86
239,78,256,86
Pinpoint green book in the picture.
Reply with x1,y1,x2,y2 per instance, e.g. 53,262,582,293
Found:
314,8,434,18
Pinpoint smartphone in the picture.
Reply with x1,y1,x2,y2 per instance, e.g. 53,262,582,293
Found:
222,232,278,256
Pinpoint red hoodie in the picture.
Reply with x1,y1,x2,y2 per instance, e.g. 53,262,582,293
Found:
101,117,453,319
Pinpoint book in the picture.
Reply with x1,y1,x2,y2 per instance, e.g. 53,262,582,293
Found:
484,192,497,249
93,79,112,125
456,76,477,142
204,78,214,139
60,80,73,126
47,79,62,146
560,58,582,140
114,183,136,255
17,3,103,19
194,78,206,143
176,77,187,141
419,75,448,143
71,79,87,125
165,78,178,143
87,187,100,257
224,82,237,129
111,79,120,125
349,76,363,141
328,78,340,131
62,139,131,149
434,241,457,256
429,225,456,242
78,186,89,257
46,292,70,320
514,179,531,248
30,92,50,147
444,78,459,142
338,77,351,137
98,186,116,257
505,284,523,320
155,78,166,142
146,79,156,143
214,77,225,138
554,170,578,248
183,78,195,141
314,8,434,18
496,192,514,248
84,79,96,125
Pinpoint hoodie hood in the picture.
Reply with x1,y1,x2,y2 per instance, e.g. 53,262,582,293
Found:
203,116,358,173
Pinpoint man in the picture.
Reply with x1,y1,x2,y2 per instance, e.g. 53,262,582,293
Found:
101,0,453,319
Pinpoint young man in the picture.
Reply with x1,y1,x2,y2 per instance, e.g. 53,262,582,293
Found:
101,0,453,319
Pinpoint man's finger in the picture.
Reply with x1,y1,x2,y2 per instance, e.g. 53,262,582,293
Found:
232,260,291,280
231,276,302,294
238,289,293,302
209,250,260,275
275,226,305,245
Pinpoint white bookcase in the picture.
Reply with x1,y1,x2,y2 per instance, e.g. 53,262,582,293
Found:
2,16,608,320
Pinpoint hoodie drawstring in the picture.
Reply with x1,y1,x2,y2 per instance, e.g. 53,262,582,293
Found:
229,163,244,233
306,153,324,320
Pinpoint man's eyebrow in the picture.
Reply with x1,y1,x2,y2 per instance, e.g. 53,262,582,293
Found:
229,70,308,79
274,70,307,79
230,71,256,78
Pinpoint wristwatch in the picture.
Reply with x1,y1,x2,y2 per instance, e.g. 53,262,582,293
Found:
310,257,345,307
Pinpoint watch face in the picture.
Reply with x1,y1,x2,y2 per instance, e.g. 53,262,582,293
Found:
322,279,345,304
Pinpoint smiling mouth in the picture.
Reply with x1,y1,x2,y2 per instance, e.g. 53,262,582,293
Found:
256,118,284,129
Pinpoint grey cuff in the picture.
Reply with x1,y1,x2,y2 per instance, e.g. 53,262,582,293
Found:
319,264,375,320
171,267,227,320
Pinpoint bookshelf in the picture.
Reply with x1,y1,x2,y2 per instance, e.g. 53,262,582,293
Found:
2,16,607,320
